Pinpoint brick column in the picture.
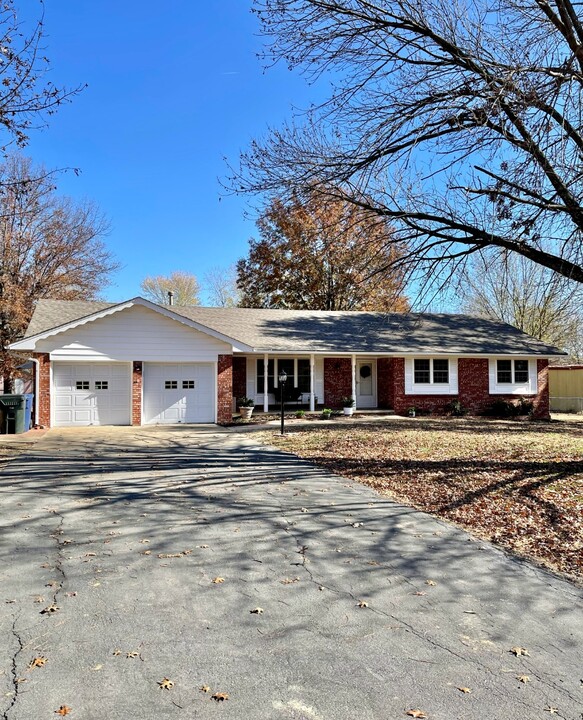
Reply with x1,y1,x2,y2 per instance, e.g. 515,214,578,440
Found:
533,359,550,419
458,358,490,413
232,356,247,402
377,357,395,409
132,361,143,425
323,357,352,409
217,355,233,424
34,352,51,428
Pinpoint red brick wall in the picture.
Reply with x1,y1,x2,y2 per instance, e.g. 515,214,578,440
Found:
377,357,394,409
533,359,550,419
232,356,247,402
132,361,142,425
393,356,550,418
34,353,51,428
217,354,233,424
324,357,352,409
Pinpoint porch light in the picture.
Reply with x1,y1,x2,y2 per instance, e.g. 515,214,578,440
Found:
278,369,287,435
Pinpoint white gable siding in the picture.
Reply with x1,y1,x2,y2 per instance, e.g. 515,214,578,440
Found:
404,357,459,395
36,304,232,362
488,358,538,395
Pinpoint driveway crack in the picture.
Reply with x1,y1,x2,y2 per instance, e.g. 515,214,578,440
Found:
2,615,24,720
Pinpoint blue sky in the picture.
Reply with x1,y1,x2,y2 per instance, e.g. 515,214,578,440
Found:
22,1,326,303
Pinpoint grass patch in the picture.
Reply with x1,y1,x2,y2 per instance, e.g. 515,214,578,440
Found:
258,417,583,583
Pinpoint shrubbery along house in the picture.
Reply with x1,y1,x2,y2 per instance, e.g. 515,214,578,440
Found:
10,297,563,427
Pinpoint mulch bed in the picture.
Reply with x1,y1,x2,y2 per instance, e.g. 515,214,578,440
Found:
260,417,583,583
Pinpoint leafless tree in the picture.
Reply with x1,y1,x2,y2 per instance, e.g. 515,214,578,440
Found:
0,154,115,384
204,265,240,307
458,250,583,360
0,1,83,153
231,0,583,292
140,271,201,307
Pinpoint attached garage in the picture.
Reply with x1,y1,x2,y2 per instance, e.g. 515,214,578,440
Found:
53,362,131,426
143,363,215,424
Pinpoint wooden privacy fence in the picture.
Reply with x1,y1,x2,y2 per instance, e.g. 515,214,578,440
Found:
549,365,583,413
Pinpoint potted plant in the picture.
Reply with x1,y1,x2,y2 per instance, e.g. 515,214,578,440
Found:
321,408,333,420
342,396,355,416
237,397,255,421
408,406,416,418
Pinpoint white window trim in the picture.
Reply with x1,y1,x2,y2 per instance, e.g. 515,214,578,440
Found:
405,357,458,395
489,358,537,395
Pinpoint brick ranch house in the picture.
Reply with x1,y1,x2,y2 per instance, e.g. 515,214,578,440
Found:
10,297,563,427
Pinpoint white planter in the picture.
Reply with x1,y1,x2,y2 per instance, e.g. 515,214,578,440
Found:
343,407,354,416
239,406,254,420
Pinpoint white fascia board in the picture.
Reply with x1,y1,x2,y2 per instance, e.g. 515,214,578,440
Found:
10,296,253,353
245,349,557,357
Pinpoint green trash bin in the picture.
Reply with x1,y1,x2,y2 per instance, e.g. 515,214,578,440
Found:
0,394,28,434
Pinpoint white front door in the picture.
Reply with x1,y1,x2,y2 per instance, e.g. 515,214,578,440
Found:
143,363,215,424
53,362,131,426
356,360,376,408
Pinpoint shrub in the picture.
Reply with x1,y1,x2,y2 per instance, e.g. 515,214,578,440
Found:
295,409,306,418
321,408,333,419
445,398,467,417
237,397,255,408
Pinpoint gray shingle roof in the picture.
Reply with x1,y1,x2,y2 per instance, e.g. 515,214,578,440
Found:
23,298,565,356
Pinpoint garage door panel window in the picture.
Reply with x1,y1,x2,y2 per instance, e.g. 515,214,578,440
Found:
182,380,195,389
76,380,90,390
95,381,109,390
164,380,178,389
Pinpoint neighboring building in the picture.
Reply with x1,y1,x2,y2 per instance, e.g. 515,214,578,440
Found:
548,365,583,414
10,297,563,427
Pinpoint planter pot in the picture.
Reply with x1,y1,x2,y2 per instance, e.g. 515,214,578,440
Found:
239,406,254,420
408,410,416,418
321,413,332,420
343,407,354,416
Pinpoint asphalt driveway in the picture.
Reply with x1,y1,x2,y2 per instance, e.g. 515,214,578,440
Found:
0,426,581,720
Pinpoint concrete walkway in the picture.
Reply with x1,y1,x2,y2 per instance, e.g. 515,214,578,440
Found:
1,426,581,719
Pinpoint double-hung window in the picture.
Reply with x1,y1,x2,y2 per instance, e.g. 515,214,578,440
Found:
414,358,449,385
496,359,529,384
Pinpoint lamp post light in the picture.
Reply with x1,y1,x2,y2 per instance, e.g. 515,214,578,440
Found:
278,369,287,435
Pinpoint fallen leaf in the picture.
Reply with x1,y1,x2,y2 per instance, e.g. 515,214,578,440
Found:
367,560,380,566
510,646,529,657
406,711,427,719
457,687,472,694
126,651,139,658
425,580,437,586
281,577,300,585
413,591,426,596
517,675,530,683
352,522,363,528
212,577,224,584
139,539,150,544
40,604,59,615
33,596,45,603
65,592,77,597
200,685,211,693
250,607,264,614
112,649,122,656
55,706,72,716
46,581,59,588
199,544,209,549
211,692,229,701
158,677,174,690
300,508,308,513
84,552,97,557
28,656,47,670
357,600,369,608
544,707,559,714
92,664,103,671
142,550,152,555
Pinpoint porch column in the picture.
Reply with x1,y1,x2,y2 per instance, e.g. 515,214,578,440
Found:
351,354,357,409
309,354,315,412
263,353,269,413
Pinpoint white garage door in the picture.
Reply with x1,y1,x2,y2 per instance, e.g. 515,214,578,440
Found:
143,363,215,424
53,362,131,426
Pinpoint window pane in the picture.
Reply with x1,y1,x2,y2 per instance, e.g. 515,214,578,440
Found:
257,359,265,394
514,360,529,383
432,359,449,384
164,380,178,390
95,381,109,390
182,380,195,389
297,359,310,393
76,380,90,390
414,359,430,383
497,360,512,383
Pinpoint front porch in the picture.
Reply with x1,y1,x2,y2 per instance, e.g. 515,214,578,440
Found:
232,354,394,412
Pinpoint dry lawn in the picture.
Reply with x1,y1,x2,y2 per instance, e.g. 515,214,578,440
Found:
260,417,583,583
